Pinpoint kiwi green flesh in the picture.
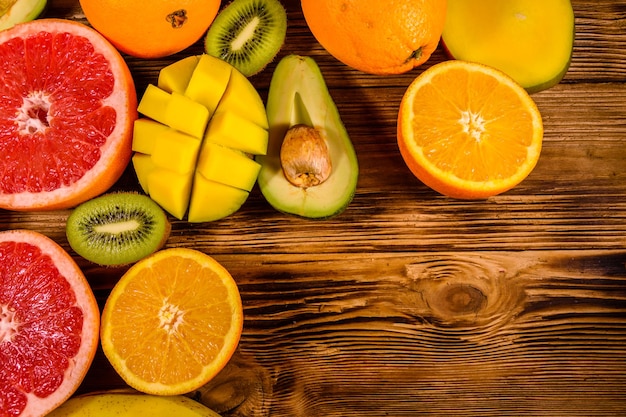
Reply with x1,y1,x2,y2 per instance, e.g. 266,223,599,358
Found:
66,193,170,266
0,0,47,30
257,54,359,219
204,0,287,77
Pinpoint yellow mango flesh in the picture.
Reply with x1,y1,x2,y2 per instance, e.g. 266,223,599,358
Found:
205,111,268,156
196,143,261,192
185,54,232,115
131,153,155,194
158,55,200,94
132,118,169,154
151,130,200,174
165,92,209,139
147,168,193,220
132,54,268,222
442,0,574,93
188,174,250,223
218,69,269,129
136,84,169,121
137,87,209,139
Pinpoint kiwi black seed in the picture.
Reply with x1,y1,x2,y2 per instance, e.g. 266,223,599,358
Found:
204,0,287,77
66,192,170,266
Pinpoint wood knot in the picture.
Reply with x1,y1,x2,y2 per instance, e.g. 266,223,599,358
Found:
403,254,526,331
191,351,272,415
437,283,486,315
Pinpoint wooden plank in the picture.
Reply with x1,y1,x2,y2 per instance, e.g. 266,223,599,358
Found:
2,0,626,416
76,250,626,416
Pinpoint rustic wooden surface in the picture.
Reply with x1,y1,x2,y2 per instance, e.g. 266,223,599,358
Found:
3,0,626,415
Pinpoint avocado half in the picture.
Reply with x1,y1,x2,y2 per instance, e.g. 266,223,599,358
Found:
257,55,359,219
0,0,47,31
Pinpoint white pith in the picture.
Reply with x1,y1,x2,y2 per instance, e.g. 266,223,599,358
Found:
15,90,51,135
0,303,19,343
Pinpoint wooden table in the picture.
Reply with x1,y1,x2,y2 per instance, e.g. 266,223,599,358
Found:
5,0,626,415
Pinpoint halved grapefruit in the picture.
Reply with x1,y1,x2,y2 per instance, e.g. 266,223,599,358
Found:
0,18,137,211
0,229,100,417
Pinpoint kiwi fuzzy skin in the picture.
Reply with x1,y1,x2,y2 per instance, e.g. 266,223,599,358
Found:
204,0,287,77
65,192,171,267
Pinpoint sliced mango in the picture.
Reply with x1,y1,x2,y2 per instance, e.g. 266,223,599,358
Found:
137,84,170,122
132,118,170,154
147,168,193,220
185,54,232,115
158,55,201,94
133,53,269,222
165,92,209,139
206,111,268,155
188,174,250,223
132,153,155,194
196,143,261,191
217,68,269,129
151,130,201,174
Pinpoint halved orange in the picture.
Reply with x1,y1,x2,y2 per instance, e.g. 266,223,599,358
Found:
100,248,243,396
397,60,544,199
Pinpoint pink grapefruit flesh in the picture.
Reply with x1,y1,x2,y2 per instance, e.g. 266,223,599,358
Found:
0,19,137,211
0,229,100,416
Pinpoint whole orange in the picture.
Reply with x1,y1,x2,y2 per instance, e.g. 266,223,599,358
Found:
301,0,447,75
79,0,221,58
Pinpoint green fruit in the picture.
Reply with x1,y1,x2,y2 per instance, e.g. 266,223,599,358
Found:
0,0,47,31
441,0,574,93
204,0,287,77
257,54,359,219
66,192,170,266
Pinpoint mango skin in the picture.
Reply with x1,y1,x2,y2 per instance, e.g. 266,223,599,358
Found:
441,0,575,93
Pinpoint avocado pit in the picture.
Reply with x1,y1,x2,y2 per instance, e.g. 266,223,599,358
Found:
280,124,332,188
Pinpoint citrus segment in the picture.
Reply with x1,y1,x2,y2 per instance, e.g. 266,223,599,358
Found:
0,229,99,417
397,60,543,199
100,248,243,396
0,19,137,211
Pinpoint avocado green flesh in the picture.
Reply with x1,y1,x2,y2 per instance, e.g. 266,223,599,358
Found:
0,0,47,30
257,54,358,219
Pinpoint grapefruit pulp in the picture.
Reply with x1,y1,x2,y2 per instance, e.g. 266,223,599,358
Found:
0,229,100,417
0,19,137,211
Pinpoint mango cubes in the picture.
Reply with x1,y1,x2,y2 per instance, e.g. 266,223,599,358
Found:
132,54,269,222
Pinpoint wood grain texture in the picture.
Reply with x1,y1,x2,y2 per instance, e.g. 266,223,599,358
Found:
2,0,626,416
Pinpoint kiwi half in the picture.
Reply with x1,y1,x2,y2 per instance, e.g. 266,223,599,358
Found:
204,0,287,77
66,192,170,266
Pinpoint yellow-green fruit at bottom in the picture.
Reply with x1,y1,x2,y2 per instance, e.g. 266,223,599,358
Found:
132,54,269,222
46,391,222,416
